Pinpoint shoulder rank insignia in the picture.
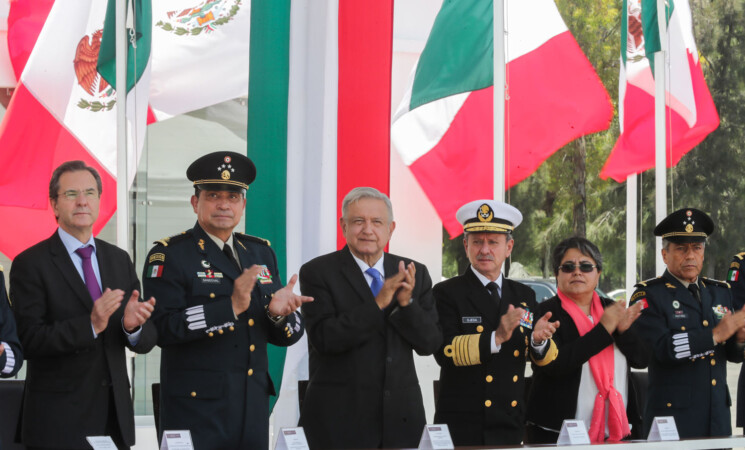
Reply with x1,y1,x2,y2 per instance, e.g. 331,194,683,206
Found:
702,277,730,289
236,232,271,247
153,230,191,247
635,277,663,288
734,252,745,261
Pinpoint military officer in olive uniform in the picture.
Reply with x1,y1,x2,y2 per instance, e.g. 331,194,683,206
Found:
433,200,559,446
630,208,745,438
144,151,312,450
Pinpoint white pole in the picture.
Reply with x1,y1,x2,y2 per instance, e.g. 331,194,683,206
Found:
493,0,505,202
626,174,637,298
115,0,129,253
654,0,667,274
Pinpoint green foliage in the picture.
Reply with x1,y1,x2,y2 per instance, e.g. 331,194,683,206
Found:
442,0,745,290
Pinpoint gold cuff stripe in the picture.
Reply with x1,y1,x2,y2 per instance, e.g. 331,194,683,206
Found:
661,231,707,238
193,179,249,190
447,334,481,367
532,339,558,367
464,223,514,233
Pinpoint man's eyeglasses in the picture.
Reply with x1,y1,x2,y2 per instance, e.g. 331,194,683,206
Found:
57,189,98,201
559,262,597,273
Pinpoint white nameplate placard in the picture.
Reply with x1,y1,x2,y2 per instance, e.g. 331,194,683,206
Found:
160,430,194,450
557,420,591,445
648,416,679,441
275,427,310,450
86,436,117,449
418,424,454,449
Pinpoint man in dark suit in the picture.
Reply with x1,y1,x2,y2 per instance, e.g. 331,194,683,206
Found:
10,160,157,449
630,208,745,438
299,187,442,449
0,270,22,379
143,151,311,449
433,200,558,446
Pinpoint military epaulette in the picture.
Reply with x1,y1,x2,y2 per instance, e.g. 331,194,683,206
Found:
235,232,271,247
635,277,664,288
702,277,730,289
733,252,745,261
153,230,192,247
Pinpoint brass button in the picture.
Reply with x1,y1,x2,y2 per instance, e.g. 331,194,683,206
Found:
513,375,518,382
218,329,224,335
476,325,484,333
250,344,256,352
229,326,235,332
248,319,255,326
712,379,716,386
703,320,709,327
208,332,214,338
711,359,716,366
511,400,518,407
667,402,672,407
520,327,524,334
209,293,215,299
485,375,493,383
513,350,520,357
525,337,528,345
681,326,686,331
484,400,492,407
190,391,196,398
248,369,254,376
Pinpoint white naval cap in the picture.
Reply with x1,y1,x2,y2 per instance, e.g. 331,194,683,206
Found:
456,200,523,234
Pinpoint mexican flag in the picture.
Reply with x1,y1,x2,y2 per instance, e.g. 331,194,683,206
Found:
246,0,393,435
600,0,719,182
391,0,612,237
0,0,151,259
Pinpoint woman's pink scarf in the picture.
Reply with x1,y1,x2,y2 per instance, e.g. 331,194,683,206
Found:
557,290,630,443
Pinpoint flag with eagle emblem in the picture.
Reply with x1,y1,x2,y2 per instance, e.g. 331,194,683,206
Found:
0,0,151,259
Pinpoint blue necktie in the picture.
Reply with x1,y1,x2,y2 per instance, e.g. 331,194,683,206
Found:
366,268,383,297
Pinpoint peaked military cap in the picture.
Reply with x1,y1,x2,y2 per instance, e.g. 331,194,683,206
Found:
456,199,522,234
187,151,256,191
654,207,713,243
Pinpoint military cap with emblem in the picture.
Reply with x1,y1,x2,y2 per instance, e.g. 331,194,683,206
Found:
456,199,523,234
653,207,714,243
187,151,256,192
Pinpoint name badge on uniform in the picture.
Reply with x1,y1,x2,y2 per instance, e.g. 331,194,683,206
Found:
462,316,481,324
520,310,534,329
673,310,687,320
713,305,729,319
257,265,273,284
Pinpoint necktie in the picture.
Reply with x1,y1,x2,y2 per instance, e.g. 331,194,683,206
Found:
223,244,240,272
366,268,384,297
75,246,102,301
688,283,701,303
486,281,501,307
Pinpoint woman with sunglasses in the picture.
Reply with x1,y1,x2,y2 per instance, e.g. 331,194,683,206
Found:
525,236,648,443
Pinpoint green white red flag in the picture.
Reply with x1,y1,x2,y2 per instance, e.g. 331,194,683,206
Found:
391,0,612,237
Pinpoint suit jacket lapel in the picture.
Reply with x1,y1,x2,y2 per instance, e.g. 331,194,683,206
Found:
49,231,94,311
339,247,376,304
463,267,500,328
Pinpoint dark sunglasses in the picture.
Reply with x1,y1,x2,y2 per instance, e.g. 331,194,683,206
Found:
559,262,597,273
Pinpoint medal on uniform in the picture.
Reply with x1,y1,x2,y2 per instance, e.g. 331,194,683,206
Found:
672,300,680,309
257,265,273,284
713,305,728,319
520,310,534,329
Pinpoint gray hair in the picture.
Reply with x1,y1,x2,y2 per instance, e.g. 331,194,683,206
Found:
552,236,603,275
661,238,706,250
341,187,394,222
49,160,102,200
464,232,513,243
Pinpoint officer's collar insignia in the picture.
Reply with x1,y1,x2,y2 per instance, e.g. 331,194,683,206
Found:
257,265,273,284
201,260,210,268
478,204,493,222
713,305,729,319
672,300,680,309
520,302,528,307
665,283,676,289
198,239,205,251
236,239,246,250
149,253,165,264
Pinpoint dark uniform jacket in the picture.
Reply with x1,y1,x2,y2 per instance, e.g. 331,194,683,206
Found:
630,270,743,438
726,252,745,427
10,231,157,449
298,247,442,449
0,271,22,378
144,223,304,450
526,296,648,441
433,268,557,446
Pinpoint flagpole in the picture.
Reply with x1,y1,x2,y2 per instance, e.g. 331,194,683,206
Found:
115,0,129,252
493,0,505,203
654,0,667,274
626,174,637,298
